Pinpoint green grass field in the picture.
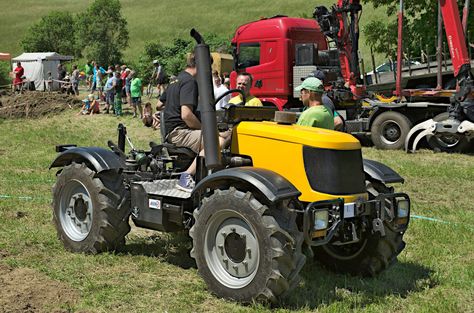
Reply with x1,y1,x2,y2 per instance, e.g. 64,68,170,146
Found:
0,0,387,65
0,106,473,312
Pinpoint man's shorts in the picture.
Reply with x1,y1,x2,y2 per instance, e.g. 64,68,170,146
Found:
131,97,141,106
167,127,202,154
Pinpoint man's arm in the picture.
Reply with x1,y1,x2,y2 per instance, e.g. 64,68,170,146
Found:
181,105,201,129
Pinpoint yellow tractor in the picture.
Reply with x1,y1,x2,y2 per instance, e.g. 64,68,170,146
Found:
50,30,410,303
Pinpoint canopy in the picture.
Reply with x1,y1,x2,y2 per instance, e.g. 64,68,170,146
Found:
12,52,73,62
11,52,74,91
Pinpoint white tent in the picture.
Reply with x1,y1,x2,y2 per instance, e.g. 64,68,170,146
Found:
11,52,73,91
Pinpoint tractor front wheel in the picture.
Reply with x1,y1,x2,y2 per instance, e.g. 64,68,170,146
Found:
190,188,305,303
313,180,406,276
52,162,130,254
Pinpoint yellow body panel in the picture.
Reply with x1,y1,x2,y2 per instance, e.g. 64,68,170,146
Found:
231,121,367,203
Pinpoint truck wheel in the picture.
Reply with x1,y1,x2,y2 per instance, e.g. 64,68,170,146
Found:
426,112,472,153
52,162,130,254
371,111,412,150
313,180,406,276
190,187,305,303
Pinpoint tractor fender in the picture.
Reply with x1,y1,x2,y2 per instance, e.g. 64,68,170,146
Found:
363,159,404,184
193,167,301,204
50,146,126,173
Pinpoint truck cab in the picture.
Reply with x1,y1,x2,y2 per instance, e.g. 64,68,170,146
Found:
231,16,335,110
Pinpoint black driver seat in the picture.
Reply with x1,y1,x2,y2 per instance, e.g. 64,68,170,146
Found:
150,111,196,172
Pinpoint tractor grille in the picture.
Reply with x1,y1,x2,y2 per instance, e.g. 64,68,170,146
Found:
303,147,366,195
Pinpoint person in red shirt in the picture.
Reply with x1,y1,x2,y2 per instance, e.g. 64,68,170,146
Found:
13,62,24,92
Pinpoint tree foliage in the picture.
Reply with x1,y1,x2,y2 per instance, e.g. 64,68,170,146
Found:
20,11,77,56
75,0,129,66
135,33,231,84
362,0,474,59
0,62,11,87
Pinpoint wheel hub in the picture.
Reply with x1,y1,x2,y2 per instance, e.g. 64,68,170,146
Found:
382,121,401,143
214,218,259,278
60,180,93,241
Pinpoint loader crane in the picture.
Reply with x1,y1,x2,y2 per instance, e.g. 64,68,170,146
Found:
405,0,474,152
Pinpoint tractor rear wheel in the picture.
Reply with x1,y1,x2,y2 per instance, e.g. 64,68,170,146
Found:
313,180,406,276
52,162,130,254
190,187,305,303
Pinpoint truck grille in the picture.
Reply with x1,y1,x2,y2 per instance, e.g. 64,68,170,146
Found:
303,147,366,195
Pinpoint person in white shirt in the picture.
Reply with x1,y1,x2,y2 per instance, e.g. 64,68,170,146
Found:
213,73,230,110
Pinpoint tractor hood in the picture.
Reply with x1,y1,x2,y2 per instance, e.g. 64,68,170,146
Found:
232,121,361,151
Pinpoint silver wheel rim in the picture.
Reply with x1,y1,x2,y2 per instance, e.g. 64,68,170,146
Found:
380,120,402,145
204,210,260,289
59,179,93,241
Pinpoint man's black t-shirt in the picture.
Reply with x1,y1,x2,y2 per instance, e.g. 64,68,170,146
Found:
163,70,198,136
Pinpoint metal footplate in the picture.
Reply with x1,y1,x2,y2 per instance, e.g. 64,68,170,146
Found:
137,179,192,199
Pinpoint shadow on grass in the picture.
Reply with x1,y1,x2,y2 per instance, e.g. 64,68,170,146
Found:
120,232,435,311
282,259,435,310
121,231,196,269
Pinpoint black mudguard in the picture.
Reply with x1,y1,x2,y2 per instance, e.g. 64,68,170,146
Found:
50,146,126,173
363,159,404,184
193,167,301,204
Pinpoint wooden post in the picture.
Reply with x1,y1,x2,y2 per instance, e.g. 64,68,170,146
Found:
371,46,378,84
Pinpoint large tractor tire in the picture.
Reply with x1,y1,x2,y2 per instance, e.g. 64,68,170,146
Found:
426,112,472,153
52,162,131,254
371,111,412,150
189,187,305,303
313,180,406,276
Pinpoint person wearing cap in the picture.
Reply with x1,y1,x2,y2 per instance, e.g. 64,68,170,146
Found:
295,77,334,130
228,72,262,107
303,70,344,130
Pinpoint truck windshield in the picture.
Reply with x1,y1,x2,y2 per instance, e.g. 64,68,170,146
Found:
237,43,260,69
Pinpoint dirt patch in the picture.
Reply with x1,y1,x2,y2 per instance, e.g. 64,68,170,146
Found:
0,91,81,119
0,264,79,313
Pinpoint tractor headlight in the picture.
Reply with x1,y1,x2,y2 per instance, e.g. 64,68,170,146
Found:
312,210,329,238
397,199,409,218
396,199,410,225
314,210,329,231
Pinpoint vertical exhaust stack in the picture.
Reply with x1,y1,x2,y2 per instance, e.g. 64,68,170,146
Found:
190,29,221,169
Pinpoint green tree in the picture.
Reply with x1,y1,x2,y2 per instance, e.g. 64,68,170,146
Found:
20,11,77,56
135,33,230,84
0,61,11,88
362,0,473,59
76,0,129,66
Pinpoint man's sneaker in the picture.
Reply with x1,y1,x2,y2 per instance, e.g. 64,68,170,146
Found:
176,173,195,193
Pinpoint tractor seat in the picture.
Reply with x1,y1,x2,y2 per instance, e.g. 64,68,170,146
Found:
152,110,197,159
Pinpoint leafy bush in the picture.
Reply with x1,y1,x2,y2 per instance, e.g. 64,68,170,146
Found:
0,61,11,88
135,33,231,84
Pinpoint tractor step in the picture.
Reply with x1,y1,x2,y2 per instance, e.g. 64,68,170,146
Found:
137,179,192,199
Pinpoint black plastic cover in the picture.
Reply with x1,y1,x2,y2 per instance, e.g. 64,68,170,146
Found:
50,146,126,172
193,167,301,203
303,147,366,195
363,159,404,184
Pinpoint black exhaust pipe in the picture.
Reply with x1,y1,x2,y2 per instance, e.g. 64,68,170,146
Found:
190,29,221,169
